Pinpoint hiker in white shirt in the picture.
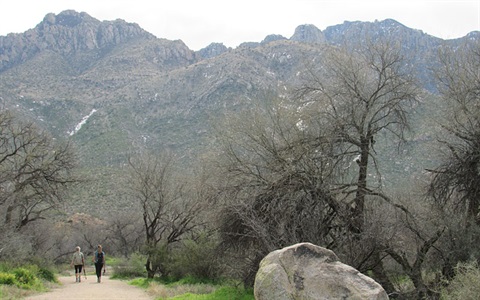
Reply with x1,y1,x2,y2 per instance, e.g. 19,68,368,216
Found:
70,246,85,282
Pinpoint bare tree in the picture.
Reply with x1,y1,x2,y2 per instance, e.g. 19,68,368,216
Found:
0,109,77,229
373,190,447,299
428,39,480,226
296,39,418,233
105,211,144,257
213,39,431,294
214,96,346,285
125,151,208,278
425,39,480,285
289,39,419,293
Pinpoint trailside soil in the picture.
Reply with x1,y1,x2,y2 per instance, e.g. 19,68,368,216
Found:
24,268,154,300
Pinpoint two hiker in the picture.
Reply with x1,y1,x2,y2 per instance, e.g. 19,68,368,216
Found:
70,244,106,283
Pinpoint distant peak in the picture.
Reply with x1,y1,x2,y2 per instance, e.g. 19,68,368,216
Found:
261,34,287,44
42,10,97,27
295,24,320,32
378,18,402,25
290,24,325,44
467,31,480,38
10,9,153,57
197,42,229,59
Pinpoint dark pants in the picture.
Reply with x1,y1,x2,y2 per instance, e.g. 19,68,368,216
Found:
74,265,83,274
95,263,103,278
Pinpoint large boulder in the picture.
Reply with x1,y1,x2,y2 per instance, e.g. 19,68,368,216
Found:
254,242,388,300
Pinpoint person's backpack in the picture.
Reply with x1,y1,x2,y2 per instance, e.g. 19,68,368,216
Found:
96,251,104,263
73,252,84,265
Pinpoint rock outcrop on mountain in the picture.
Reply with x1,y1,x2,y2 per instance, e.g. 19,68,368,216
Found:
196,42,230,59
0,10,156,72
261,34,288,44
290,24,325,44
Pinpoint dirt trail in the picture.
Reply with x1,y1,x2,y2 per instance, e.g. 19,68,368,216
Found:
24,269,154,300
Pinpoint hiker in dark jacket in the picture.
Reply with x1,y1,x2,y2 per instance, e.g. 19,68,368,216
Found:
93,244,106,283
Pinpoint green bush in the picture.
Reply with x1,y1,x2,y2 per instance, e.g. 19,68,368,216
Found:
0,263,49,298
13,268,36,286
0,273,16,285
440,261,480,300
168,234,222,281
0,262,14,273
37,267,56,282
111,253,147,279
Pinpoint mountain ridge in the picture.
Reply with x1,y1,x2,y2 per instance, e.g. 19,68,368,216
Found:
1,10,476,144
0,12,477,163
2,11,478,72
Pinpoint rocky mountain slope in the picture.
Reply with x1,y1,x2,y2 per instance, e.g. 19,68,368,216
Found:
0,10,478,213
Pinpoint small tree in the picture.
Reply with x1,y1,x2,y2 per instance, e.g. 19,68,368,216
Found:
125,151,208,278
105,211,144,257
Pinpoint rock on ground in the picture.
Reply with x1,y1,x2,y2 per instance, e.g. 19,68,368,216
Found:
254,242,389,300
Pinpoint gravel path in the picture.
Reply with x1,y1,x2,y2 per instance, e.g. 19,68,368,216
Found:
24,271,155,300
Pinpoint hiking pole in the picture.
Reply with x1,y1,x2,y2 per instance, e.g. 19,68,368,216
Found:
83,264,87,280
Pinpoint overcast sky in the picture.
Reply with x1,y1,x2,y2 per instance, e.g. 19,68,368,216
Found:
1,0,479,50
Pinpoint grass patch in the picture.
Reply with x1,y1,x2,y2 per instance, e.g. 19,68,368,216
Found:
0,285,40,300
440,261,480,299
128,277,253,300
167,286,254,300
129,277,152,289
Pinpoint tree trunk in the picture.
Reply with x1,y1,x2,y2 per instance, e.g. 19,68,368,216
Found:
5,205,14,226
370,251,396,295
411,269,429,299
351,143,369,233
145,257,155,278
